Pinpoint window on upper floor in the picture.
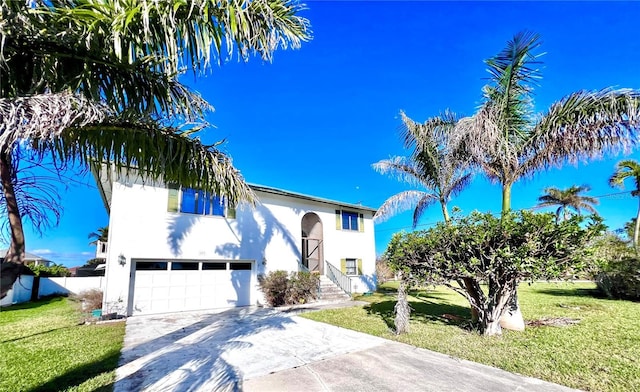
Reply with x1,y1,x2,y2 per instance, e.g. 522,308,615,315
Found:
167,185,236,218
335,209,364,232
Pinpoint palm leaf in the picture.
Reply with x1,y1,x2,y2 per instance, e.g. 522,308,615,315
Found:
521,89,640,178
372,157,425,188
374,190,436,224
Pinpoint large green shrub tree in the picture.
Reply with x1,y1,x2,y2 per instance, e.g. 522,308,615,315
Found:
0,0,310,298
446,31,640,330
385,211,604,336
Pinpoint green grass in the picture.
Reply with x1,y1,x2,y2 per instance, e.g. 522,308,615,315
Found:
303,282,640,392
0,297,125,392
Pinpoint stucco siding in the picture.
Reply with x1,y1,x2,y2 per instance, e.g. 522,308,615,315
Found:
103,178,376,314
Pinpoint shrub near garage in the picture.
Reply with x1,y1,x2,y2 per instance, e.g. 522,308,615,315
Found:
258,271,320,306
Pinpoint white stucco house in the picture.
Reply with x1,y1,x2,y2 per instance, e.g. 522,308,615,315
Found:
94,166,377,316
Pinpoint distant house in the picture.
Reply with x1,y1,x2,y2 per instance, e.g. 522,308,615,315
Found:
0,250,53,267
93,165,378,316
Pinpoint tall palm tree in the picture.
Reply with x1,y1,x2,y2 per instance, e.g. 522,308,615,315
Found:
453,31,640,331
536,185,599,222
0,0,310,298
609,159,640,251
373,110,472,226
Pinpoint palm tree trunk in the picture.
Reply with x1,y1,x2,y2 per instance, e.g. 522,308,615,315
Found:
441,202,450,223
499,182,525,331
501,184,512,214
394,273,410,334
634,195,640,254
0,150,26,299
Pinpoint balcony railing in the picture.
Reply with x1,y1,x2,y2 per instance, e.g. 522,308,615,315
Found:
325,260,351,295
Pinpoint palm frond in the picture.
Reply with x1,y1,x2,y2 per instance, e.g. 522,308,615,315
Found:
374,190,436,224
0,92,255,205
447,172,473,199
522,89,640,178
412,193,438,228
44,0,311,75
609,159,640,190
372,157,425,188
482,31,542,139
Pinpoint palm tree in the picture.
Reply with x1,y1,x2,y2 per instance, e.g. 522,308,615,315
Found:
373,110,472,226
88,226,109,246
536,185,599,222
0,0,310,298
453,31,640,331
374,110,473,333
609,159,640,251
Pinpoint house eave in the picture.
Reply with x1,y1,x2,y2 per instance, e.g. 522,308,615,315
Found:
249,183,377,214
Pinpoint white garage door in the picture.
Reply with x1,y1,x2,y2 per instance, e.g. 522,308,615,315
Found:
131,260,253,315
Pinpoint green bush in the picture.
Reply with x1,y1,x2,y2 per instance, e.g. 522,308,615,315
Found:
27,263,71,277
258,270,289,306
596,257,640,300
258,270,319,306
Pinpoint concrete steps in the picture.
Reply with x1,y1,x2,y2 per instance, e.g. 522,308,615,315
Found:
318,275,351,302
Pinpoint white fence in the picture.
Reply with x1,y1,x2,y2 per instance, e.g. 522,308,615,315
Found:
39,276,105,297
1,276,104,307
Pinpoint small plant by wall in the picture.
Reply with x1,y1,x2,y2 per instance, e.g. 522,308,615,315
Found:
258,271,319,306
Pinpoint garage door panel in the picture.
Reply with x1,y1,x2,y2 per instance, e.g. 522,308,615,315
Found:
132,260,252,315
152,274,170,286
186,274,202,285
170,273,187,285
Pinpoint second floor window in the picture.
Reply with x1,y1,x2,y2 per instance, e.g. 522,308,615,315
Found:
167,186,235,218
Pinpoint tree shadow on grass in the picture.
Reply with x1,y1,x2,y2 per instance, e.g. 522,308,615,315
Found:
29,348,121,392
1,324,76,344
0,295,66,312
366,297,471,332
533,287,605,299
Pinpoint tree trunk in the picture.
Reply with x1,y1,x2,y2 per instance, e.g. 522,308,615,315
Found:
499,285,525,331
0,150,26,299
462,277,481,323
501,184,511,215
478,283,515,336
634,196,640,254
394,275,410,334
499,184,525,331
440,201,450,223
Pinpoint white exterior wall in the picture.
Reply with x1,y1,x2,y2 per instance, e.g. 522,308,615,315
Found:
103,178,376,315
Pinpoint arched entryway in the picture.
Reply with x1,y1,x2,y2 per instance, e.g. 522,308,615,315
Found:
301,213,323,274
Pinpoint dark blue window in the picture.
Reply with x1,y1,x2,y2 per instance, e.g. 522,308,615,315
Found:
180,189,225,216
341,211,359,231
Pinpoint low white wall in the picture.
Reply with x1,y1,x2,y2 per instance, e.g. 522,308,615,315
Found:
39,276,105,297
0,275,34,307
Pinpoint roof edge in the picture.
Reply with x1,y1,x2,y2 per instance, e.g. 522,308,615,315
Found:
249,183,377,213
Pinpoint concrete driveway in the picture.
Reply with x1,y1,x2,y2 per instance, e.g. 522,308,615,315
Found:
114,306,577,392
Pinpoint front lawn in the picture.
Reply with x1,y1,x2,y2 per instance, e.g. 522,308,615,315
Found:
302,282,640,391
0,297,125,392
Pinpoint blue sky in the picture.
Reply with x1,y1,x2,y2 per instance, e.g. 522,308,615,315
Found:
14,1,640,267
